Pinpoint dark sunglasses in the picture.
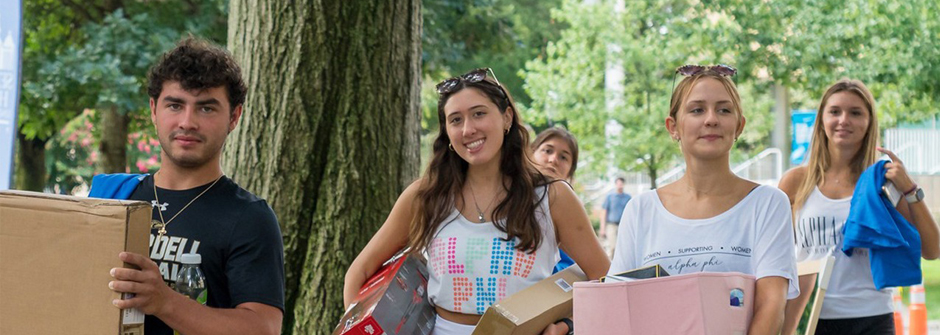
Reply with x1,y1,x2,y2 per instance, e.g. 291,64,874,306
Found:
675,64,737,77
436,67,505,95
671,64,737,93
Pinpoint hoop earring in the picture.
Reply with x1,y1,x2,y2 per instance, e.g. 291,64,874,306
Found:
449,143,455,151
504,128,509,135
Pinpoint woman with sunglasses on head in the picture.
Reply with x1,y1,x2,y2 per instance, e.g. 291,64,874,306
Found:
609,65,799,334
779,79,939,335
531,126,582,273
344,68,609,335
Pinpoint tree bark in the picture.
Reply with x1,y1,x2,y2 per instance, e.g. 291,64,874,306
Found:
647,155,658,190
14,133,47,191
98,105,129,173
225,1,421,334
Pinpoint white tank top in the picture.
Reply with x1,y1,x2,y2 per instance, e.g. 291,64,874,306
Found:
795,187,892,319
426,186,560,315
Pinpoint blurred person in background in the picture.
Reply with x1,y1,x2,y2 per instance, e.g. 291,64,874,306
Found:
599,177,631,257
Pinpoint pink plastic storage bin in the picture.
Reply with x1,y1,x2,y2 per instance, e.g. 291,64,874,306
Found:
573,272,755,335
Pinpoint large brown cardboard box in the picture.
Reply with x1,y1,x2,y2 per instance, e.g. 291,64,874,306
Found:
0,190,149,335
472,264,587,335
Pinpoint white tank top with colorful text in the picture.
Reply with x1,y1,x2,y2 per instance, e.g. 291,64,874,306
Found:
426,186,560,315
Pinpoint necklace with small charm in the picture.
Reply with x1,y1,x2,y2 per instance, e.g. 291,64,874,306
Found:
467,183,502,223
151,172,224,238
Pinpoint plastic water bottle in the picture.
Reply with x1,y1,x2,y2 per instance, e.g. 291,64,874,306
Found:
175,253,207,304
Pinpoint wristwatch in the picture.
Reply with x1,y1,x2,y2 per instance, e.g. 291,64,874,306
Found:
905,187,925,204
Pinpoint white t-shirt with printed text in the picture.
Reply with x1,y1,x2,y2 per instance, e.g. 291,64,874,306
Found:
795,187,892,319
610,185,799,299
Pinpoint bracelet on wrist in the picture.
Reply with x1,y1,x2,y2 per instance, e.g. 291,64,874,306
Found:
904,183,919,196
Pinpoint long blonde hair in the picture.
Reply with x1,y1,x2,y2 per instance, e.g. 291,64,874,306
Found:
793,79,880,211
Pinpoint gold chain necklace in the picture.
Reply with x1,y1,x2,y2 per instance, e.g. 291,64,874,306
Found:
467,182,501,223
151,172,224,238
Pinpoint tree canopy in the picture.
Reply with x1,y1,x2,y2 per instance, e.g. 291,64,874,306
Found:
522,0,939,183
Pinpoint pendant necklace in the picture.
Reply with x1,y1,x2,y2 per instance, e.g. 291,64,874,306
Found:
467,182,501,223
151,172,224,238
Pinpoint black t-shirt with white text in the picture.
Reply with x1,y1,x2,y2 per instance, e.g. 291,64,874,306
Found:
128,175,284,335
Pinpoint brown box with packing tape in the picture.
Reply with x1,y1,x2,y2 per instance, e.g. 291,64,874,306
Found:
0,190,149,335
472,264,587,335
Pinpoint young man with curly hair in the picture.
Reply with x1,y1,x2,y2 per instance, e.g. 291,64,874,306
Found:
90,38,284,335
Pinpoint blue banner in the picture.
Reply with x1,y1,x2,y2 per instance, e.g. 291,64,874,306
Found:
0,0,22,190
791,110,817,166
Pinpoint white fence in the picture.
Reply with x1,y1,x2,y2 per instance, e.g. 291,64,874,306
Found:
884,128,940,174
585,148,785,205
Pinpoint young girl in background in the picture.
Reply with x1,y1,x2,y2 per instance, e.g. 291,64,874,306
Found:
531,126,583,272
532,127,579,182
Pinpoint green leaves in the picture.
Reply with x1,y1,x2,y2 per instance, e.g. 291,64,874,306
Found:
19,0,228,190
523,0,939,181
718,0,940,126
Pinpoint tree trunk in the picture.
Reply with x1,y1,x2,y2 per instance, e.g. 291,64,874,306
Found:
647,155,658,189
225,1,421,334
14,133,47,191
772,83,790,169
98,105,129,173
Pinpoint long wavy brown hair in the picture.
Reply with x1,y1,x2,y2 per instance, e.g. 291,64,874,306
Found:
793,79,879,212
407,72,549,254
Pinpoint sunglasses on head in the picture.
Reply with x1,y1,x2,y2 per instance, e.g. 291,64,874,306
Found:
671,64,737,96
675,64,737,77
436,67,505,95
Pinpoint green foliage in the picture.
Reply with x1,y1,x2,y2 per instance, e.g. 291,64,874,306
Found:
711,0,940,127
523,0,940,181
421,0,565,141
46,109,161,194
524,0,777,180
20,0,228,191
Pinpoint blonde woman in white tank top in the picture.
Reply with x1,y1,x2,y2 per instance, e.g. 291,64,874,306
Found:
779,79,940,335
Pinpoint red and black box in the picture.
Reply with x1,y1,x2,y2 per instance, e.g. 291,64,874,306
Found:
333,252,435,335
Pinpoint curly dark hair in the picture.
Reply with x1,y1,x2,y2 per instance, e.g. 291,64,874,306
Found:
147,37,247,111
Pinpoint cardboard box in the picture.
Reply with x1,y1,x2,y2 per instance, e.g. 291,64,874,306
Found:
0,190,149,335
573,272,756,335
472,264,587,335
333,252,435,335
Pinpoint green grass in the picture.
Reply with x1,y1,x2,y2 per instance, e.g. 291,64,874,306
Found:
797,259,940,334
900,259,940,320
920,259,940,320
